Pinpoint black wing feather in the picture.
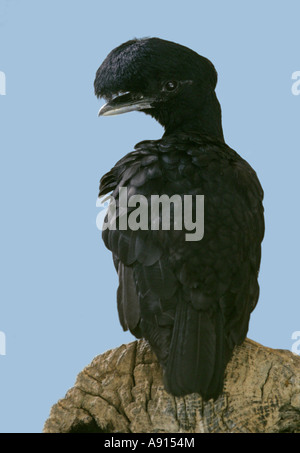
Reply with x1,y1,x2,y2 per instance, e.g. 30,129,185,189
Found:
99,133,264,400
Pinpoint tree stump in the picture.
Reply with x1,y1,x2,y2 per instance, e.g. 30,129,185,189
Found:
43,338,300,433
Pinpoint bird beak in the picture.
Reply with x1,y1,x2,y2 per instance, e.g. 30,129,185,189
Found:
98,92,154,116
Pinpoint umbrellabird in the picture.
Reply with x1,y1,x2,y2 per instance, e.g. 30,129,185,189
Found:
94,37,264,400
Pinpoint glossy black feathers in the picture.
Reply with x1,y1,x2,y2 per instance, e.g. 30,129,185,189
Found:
94,38,217,101
99,134,264,400
95,38,264,400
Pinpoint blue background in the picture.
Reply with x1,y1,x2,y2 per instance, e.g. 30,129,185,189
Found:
0,0,299,433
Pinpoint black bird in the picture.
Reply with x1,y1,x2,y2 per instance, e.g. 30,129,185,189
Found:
94,38,264,400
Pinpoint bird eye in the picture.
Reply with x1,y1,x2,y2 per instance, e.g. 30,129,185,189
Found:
163,81,178,92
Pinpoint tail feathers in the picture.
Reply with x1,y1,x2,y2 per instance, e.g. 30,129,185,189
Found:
164,301,230,401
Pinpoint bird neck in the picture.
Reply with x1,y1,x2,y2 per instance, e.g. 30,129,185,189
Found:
163,91,225,142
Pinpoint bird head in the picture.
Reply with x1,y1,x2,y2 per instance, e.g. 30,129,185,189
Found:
94,37,223,138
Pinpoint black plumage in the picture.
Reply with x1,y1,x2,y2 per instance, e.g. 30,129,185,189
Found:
94,38,264,400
